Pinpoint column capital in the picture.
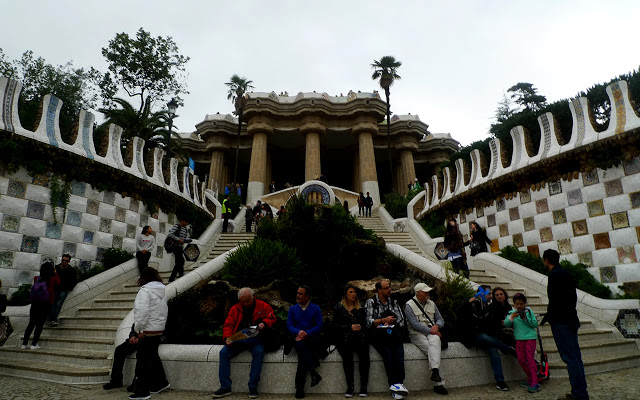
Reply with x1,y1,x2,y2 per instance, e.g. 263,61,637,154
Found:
247,122,274,137
300,121,326,136
352,121,378,136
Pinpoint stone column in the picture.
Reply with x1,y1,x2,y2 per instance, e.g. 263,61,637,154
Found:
356,127,380,208
400,149,416,195
395,164,405,194
266,151,272,189
247,122,273,205
353,150,361,193
304,131,322,181
208,150,225,193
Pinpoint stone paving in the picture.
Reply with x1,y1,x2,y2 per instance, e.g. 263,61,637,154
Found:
1,367,640,400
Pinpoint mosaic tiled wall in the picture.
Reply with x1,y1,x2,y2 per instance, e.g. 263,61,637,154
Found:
0,167,179,297
457,157,640,294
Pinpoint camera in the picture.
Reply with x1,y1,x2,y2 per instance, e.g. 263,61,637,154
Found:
518,309,527,319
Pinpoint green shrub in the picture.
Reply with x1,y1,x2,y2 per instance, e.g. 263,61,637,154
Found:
8,283,32,306
418,209,446,238
384,192,408,218
434,265,475,341
102,248,134,270
498,246,612,298
222,238,305,288
77,264,106,282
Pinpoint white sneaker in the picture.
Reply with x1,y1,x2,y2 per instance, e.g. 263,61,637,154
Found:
389,384,408,396
30,344,41,350
21,345,28,350
391,393,405,400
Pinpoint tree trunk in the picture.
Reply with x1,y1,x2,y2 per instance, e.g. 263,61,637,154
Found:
233,110,242,186
385,87,394,192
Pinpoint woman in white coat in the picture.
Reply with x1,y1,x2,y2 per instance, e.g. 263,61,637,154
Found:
129,267,169,400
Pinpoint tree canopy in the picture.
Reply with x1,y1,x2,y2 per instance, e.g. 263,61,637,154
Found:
225,74,254,115
507,82,547,113
371,56,402,94
100,28,190,112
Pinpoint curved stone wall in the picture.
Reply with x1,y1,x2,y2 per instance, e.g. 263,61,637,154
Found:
412,80,640,293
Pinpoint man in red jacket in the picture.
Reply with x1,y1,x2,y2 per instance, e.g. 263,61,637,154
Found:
213,287,276,399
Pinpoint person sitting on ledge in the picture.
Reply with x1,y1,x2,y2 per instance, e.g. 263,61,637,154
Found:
213,287,276,399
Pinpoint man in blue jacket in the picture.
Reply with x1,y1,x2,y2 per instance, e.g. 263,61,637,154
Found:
287,285,323,399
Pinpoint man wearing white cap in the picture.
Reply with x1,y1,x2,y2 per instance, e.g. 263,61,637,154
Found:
404,283,448,396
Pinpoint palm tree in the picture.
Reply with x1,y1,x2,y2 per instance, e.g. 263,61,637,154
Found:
225,74,255,187
100,97,185,159
371,56,402,191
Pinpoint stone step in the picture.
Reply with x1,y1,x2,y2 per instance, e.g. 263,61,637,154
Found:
20,335,114,352
58,316,124,328
41,325,117,339
538,320,594,332
0,358,110,384
108,291,139,300
540,329,615,343
76,306,131,318
542,339,639,362
548,351,640,377
93,299,135,308
0,346,112,367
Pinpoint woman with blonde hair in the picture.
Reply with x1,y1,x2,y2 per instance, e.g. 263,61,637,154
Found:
334,283,370,397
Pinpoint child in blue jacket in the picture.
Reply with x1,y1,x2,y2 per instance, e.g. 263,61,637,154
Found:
505,292,539,393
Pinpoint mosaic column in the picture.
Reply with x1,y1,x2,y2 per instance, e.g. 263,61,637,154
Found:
247,123,273,205
208,150,225,193
400,149,416,195
356,128,380,208
304,131,322,181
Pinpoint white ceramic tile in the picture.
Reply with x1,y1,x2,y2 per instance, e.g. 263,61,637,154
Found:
522,231,539,246
81,214,101,230
615,263,640,282
497,236,513,248
0,176,9,195
111,221,127,237
551,223,572,240
601,165,624,180
38,237,64,256
114,193,129,208
25,184,50,203
12,252,42,271
609,227,637,247
519,202,536,218
84,185,103,201
507,220,524,235
626,208,640,227
98,203,116,220
61,225,84,243
158,210,169,223
495,210,509,225
75,243,97,260
148,217,159,232
603,195,631,214
530,188,548,202
67,195,88,212
571,235,595,253
622,174,640,193
125,210,141,226
0,268,16,289
94,232,113,248
581,183,606,202
0,231,22,251
6,169,33,183
122,238,136,253
18,218,46,237
0,196,28,216
565,203,588,222
560,253,579,264
538,241,557,254
586,215,612,234
548,194,567,212
592,248,618,266
533,213,553,229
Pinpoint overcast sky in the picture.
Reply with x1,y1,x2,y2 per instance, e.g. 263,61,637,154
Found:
2,1,639,146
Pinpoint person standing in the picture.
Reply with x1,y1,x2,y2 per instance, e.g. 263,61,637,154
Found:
244,205,254,233
404,283,448,396
269,180,276,193
136,226,155,274
48,254,77,326
334,283,370,398
22,262,59,349
542,249,589,400
129,267,170,400
465,221,492,256
288,286,323,399
213,288,277,399
443,220,469,278
252,201,262,231
357,192,366,217
167,218,191,283
504,293,539,393
222,194,231,233
364,192,373,218
103,324,140,391
365,280,408,399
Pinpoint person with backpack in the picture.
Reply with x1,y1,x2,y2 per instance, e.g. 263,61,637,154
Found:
22,262,59,350
167,218,191,283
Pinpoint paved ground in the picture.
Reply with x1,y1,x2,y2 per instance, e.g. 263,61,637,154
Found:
1,368,640,400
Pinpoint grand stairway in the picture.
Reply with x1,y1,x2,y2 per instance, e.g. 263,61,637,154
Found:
358,208,640,377
0,219,256,384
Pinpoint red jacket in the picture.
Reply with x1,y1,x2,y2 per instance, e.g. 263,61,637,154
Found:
222,299,276,339
34,274,60,304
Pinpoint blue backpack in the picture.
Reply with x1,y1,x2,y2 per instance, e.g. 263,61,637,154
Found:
30,278,49,303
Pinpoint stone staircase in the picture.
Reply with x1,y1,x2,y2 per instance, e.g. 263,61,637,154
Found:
359,209,640,377
468,268,640,377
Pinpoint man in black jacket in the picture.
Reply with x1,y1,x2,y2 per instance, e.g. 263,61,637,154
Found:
49,254,77,326
542,249,589,400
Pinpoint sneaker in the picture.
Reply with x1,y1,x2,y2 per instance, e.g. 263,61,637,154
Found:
345,386,354,398
519,381,529,387
103,381,123,390
431,368,442,383
496,381,509,391
389,384,408,396
433,385,449,395
311,373,323,387
295,389,305,399
21,345,28,350
528,384,540,393
248,387,259,398
30,344,41,350
150,382,170,394
391,393,405,400
126,383,136,392
49,320,59,327
212,388,232,398
129,392,151,400
359,386,368,397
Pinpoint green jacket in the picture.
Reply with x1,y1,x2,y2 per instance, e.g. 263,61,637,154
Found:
504,308,538,340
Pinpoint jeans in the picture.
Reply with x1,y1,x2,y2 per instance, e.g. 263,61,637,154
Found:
474,333,513,383
337,339,370,388
136,251,152,274
371,339,405,386
365,206,372,217
294,335,321,389
49,290,69,322
358,206,365,216
450,257,469,278
169,249,184,282
219,337,265,390
222,213,230,233
23,302,50,345
551,324,589,399
110,338,139,384
136,335,167,393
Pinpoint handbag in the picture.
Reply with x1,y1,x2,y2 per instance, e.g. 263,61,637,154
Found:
0,316,13,346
